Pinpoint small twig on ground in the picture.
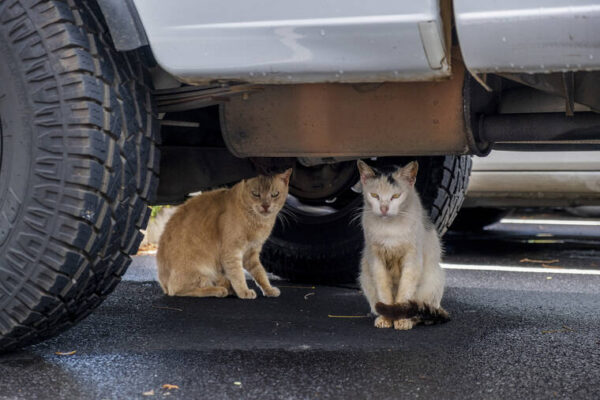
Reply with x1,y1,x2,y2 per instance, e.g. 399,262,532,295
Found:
55,350,77,356
152,305,183,312
562,325,574,331
520,258,559,264
542,326,574,334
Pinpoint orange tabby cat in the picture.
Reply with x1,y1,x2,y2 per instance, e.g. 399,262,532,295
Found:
157,170,292,299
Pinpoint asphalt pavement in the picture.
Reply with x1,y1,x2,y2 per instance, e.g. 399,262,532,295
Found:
1,212,599,399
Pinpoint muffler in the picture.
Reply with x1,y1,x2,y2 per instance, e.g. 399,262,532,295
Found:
220,56,487,157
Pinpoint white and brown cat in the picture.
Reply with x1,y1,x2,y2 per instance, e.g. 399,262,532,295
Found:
357,160,449,330
157,170,292,299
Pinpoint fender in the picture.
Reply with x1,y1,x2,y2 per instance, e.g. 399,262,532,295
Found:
96,0,148,51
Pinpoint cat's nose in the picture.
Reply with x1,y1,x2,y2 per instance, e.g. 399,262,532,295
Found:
380,205,389,215
261,204,270,212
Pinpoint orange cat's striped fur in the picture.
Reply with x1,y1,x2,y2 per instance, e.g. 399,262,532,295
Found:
157,170,292,299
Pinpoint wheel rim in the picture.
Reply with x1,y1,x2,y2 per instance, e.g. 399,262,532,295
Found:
289,160,358,202
285,160,362,225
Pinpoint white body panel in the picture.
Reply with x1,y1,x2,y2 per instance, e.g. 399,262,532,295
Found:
454,0,600,73
472,151,600,171
131,0,449,83
132,0,600,82
465,151,600,207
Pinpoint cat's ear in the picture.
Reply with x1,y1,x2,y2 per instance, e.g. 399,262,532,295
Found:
395,161,418,186
357,160,376,183
393,161,418,185
277,168,293,185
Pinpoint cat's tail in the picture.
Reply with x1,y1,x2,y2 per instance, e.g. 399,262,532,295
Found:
375,301,450,324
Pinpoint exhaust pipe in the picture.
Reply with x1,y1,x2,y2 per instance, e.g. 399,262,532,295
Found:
479,113,600,143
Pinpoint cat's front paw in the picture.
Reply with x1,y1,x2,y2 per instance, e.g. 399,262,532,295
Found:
394,318,415,330
374,316,393,328
263,286,280,297
237,289,257,299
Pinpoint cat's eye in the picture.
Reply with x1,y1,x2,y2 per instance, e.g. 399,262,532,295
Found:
251,191,260,197
370,193,379,199
271,192,279,198
391,193,401,199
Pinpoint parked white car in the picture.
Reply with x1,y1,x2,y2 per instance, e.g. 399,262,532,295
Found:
452,151,600,229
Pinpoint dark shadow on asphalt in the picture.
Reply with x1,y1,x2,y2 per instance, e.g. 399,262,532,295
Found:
1,274,598,399
1,212,600,399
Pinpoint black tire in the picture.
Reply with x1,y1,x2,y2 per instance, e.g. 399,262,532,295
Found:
449,207,509,231
262,156,471,284
0,0,159,352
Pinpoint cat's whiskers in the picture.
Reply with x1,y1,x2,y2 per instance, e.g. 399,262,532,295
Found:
277,211,291,229
276,206,299,229
280,206,299,221
349,205,368,226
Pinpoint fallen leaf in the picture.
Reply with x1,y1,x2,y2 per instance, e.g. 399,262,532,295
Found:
142,389,155,396
328,314,369,318
520,258,559,264
55,350,77,356
137,244,158,255
152,305,183,312
162,384,179,390
304,292,315,300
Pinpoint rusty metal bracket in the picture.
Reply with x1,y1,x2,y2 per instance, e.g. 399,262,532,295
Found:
221,60,478,158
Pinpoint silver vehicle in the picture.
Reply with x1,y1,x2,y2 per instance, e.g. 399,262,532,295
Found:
1,0,599,350
452,150,600,229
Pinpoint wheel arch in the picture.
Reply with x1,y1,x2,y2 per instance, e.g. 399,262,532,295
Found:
95,0,148,51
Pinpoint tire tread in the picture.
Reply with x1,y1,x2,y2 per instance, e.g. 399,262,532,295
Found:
0,0,158,351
